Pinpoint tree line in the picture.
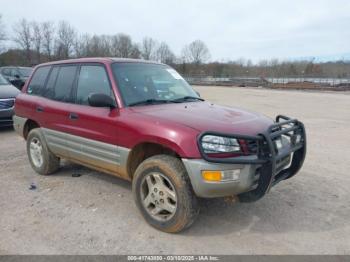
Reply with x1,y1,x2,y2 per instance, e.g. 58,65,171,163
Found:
189,59,350,78
1,15,349,78
0,17,210,66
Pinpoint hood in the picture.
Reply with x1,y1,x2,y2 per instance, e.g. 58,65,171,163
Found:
0,84,21,99
130,102,274,136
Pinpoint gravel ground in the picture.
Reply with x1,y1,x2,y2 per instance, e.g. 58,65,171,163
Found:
0,86,349,255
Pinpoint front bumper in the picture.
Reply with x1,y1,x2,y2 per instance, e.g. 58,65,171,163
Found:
183,158,260,198
183,115,307,201
0,108,15,127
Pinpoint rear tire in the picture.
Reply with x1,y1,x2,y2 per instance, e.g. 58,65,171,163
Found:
132,155,199,233
27,128,60,175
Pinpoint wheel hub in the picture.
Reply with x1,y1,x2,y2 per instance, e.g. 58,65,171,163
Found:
29,138,43,168
140,172,177,221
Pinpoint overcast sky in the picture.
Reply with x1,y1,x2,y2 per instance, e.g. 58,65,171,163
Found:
1,0,350,61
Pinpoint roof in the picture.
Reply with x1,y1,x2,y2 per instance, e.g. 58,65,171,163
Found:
0,66,33,69
36,57,164,67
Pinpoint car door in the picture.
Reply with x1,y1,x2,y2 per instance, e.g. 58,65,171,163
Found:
38,65,78,158
25,65,52,125
63,64,126,177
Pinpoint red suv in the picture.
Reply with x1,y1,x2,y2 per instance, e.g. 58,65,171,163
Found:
13,58,306,232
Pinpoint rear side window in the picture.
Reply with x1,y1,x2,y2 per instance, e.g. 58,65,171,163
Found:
51,65,78,102
76,65,112,105
27,66,51,96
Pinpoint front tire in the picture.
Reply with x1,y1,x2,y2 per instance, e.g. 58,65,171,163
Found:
132,155,199,233
27,128,60,175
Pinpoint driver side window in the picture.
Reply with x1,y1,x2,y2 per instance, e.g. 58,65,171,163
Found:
76,65,113,105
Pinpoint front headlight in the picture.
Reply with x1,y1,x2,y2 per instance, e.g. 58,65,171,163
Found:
201,135,241,153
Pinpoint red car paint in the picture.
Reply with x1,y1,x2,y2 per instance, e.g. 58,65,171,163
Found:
15,58,274,158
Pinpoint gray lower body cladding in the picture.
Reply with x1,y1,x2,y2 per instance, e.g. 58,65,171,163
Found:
41,128,130,179
13,115,131,180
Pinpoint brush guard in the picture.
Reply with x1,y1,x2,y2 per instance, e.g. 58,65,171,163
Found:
197,115,307,202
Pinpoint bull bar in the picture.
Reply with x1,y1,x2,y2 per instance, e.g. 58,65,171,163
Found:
197,115,307,202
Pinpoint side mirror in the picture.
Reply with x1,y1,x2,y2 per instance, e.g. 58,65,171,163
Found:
88,93,116,109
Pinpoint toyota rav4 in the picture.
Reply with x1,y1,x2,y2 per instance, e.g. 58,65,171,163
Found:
13,58,306,233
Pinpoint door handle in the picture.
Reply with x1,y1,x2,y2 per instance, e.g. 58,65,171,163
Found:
69,112,79,120
36,106,44,112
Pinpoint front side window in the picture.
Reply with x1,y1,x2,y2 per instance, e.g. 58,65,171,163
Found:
111,63,199,106
52,65,78,102
76,65,112,105
27,66,51,96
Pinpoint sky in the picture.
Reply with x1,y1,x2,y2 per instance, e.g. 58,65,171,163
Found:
1,0,350,62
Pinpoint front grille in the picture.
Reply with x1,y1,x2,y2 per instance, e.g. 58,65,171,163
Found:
0,99,15,110
246,126,281,155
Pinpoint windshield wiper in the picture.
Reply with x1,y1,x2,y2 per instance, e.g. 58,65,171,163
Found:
129,99,179,107
128,96,204,106
171,96,205,103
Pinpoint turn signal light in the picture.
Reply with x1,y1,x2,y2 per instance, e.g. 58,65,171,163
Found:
201,171,222,182
202,169,241,182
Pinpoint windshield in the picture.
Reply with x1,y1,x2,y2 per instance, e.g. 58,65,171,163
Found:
0,74,9,85
18,68,32,77
112,63,200,106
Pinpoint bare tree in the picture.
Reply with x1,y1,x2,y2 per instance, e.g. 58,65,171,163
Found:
75,33,141,59
86,35,101,57
95,35,113,57
100,35,113,56
73,34,89,57
13,18,33,64
41,21,55,60
84,34,112,57
130,44,141,59
141,37,157,60
110,33,140,58
55,21,77,59
156,42,175,64
31,21,42,63
0,14,6,52
182,40,210,64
